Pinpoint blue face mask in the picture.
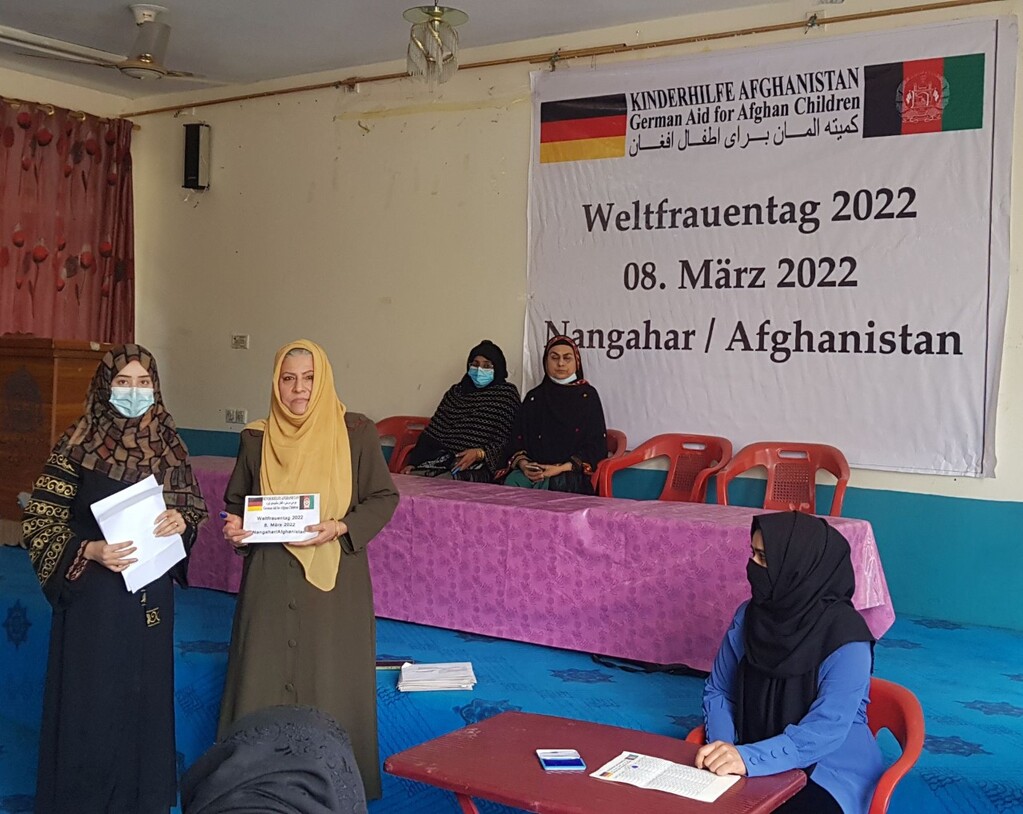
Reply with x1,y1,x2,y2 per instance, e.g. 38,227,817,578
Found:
110,386,155,418
468,366,495,388
551,373,577,385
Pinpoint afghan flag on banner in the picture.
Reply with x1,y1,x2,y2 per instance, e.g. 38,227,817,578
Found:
863,53,985,138
539,94,627,163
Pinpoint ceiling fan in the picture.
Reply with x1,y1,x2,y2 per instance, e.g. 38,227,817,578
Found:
0,4,215,82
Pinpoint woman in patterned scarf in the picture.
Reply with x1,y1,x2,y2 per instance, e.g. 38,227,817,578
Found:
403,339,521,482
22,343,207,814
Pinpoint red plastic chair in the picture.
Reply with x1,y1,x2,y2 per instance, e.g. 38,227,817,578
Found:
716,442,850,516
684,677,924,814
606,429,627,459
375,416,430,474
596,433,731,502
587,429,629,490
864,678,926,814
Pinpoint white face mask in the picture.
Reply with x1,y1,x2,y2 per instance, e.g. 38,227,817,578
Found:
109,386,155,418
550,373,578,385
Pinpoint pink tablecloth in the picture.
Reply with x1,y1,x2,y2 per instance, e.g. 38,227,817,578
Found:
188,456,241,593
189,466,895,672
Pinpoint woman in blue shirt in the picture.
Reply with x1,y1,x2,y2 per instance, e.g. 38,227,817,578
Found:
697,511,884,814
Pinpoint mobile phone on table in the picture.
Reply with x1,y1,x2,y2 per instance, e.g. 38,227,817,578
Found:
536,748,587,772
376,659,413,670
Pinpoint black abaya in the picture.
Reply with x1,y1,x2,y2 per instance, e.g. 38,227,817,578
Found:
30,464,182,814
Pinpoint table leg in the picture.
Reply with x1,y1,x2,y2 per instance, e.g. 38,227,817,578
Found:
455,793,480,813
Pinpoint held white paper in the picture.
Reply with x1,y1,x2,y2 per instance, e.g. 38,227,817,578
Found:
90,474,185,593
242,494,320,543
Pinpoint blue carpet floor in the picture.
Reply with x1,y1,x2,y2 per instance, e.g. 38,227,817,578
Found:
1,544,1021,813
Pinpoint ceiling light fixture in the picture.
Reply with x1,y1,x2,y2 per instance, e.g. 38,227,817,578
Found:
403,4,468,85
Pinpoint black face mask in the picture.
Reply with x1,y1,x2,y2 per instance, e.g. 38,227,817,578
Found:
747,559,772,603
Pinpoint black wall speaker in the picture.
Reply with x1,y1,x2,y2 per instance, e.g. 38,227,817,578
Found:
183,123,210,190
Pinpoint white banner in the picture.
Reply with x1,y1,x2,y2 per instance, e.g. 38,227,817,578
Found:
527,19,1015,476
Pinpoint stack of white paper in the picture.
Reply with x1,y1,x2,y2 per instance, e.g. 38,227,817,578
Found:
397,661,477,692
90,474,185,593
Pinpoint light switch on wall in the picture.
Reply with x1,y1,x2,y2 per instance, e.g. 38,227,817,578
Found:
225,409,248,424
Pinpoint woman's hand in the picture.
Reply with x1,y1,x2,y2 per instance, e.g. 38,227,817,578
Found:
695,741,748,776
85,540,137,572
222,513,252,548
519,459,545,482
454,448,484,471
538,463,572,480
154,508,187,537
289,519,348,547
400,465,414,474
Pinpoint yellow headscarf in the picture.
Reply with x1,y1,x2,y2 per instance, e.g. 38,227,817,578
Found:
246,340,352,591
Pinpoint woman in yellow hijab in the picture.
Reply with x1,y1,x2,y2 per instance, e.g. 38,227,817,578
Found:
218,340,398,800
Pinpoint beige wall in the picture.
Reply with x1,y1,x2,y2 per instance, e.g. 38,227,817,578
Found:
118,0,1021,501
0,64,124,117
128,54,532,433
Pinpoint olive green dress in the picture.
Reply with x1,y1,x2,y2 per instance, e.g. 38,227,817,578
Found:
217,413,398,799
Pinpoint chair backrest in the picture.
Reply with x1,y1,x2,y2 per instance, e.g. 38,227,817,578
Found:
596,433,732,502
866,678,925,814
716,441,850,516
606,429,627,458
684,677,924,814
375,415,430,473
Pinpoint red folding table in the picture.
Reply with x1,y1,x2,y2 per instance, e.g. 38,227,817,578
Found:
386,711,806,813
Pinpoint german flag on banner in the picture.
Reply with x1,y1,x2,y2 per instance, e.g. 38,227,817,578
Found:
863,53,984,138
540,94,627,163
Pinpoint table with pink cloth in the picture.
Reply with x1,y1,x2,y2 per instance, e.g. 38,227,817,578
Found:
189,463,895,672
187,456,240,595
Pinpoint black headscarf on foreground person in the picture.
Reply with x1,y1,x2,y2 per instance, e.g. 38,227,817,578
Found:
738,511,874,745
181,705,368,814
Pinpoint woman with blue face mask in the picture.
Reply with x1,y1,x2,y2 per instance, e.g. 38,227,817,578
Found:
503,335,608,494
403,339,521,483
22,344,208,814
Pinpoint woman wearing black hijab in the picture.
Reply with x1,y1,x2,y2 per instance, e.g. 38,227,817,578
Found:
404,339,520,483
503,334,607,494
181,705,367,814
24,344,207,814
697,511,883,814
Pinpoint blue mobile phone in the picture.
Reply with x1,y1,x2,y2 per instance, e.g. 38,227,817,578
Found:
536,749,587,772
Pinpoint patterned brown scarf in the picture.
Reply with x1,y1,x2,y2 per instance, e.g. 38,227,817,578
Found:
53,343,206,515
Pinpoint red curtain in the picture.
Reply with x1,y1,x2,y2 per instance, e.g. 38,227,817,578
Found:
0,102,134,342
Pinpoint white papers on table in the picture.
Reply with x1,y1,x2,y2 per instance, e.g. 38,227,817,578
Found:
90,474,185,593
591,751,740,803
397,662,477,692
